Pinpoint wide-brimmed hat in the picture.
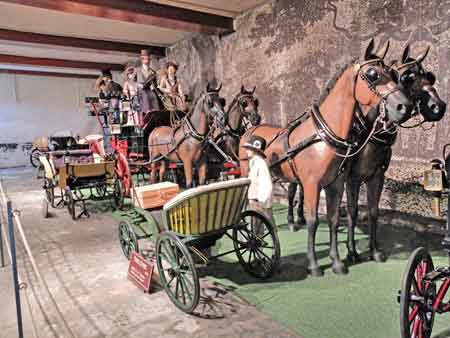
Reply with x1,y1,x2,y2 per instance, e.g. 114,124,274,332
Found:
243,135,267,157
166,60,179,70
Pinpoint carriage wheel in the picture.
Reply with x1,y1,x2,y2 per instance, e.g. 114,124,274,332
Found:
42,197,49,219
64,187,76,220
232,210,281,279
30,148,42,168
156,231,200,313
44,179,55,207
113,180,124,210
399,247,436,338
96,185,107,198
118,220,139,259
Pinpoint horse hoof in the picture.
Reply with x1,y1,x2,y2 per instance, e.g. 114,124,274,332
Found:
288,223,301,232
296,217,306,226
308,266,324,277
347,253,361,265
372,251,387,263
332,262,348,275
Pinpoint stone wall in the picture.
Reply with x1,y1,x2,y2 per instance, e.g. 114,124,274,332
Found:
164,0,450,218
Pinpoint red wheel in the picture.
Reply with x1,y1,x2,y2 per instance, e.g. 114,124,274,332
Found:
115,152,131,197
399,247,436,338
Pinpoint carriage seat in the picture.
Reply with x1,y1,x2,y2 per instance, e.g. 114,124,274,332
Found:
162,178,250,236
49,150,94,169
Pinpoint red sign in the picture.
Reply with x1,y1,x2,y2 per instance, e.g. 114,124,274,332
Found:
127,251,154,292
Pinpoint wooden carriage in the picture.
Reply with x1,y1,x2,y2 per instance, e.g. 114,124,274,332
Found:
118,178,280,313
40,149,124,220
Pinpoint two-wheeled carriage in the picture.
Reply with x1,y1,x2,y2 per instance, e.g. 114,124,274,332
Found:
118,178,280,313
398,143,450,338
39,149,125,220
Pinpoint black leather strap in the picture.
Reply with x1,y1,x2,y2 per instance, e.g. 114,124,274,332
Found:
311,104,356,151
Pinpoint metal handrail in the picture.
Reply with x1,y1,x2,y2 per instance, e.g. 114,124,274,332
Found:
0,177,75,338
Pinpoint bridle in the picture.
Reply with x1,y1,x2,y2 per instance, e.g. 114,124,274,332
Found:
224,93,260,135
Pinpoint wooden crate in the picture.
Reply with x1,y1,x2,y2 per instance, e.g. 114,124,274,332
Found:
132,182,179,209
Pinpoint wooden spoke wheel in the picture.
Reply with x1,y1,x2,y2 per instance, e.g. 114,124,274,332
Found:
118,220,139,259
113,180,124,210
232,210,281,279
156,231,200,314
42,197,49,219
30,148,42,168
64,187,76,220
96,185,107,198
400,247,436,338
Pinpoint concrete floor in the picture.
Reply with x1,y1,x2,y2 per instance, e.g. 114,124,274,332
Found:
0,167,299,338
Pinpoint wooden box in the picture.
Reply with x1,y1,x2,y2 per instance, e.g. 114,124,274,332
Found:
132,182,180,209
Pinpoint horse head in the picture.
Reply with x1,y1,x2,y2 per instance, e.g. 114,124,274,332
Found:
354,38,414,125
236,85,261,126
204,82,226,125
391,45,446,122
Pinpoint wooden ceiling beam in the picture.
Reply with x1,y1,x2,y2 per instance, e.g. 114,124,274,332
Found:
0,29,166,57
0,68,98,79
0,54,124,71
0,0,234,34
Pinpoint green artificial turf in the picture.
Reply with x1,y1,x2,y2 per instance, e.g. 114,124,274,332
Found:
207,204,450,338
111,201,450,338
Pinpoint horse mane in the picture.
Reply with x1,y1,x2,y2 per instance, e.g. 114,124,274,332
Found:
187,92,205,117
317,58,358,106
226,93,240,115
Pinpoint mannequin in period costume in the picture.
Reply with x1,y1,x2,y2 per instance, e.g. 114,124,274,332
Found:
137,49,161,114
123,66,140,126
95,69,122,96
158,60,187,112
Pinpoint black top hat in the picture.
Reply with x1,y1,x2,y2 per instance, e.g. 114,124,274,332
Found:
243,135,267,157
101,69,112,78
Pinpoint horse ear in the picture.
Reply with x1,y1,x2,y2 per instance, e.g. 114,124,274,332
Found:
402,44,410,63
378,39,390,60
252,86,256,94
241,85,245,94
416,46,430,64
217,82,222,92
364,38,375,60
206,82,211,92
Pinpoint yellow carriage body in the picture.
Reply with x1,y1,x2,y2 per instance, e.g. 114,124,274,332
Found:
162,178,250,236
58,161,115,188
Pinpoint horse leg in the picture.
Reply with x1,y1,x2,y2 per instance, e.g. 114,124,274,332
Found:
150,161,157,183
287,183,299,232
325,176,348,274
198,160,207,185
183,159,193,188
159,161,166,182
345,175,362,264
297,182,306,226
366,171,387,262
303,184,323,277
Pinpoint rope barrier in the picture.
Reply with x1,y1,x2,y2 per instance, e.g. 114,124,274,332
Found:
0,178,75,338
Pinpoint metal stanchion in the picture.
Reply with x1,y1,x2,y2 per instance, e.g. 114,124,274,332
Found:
7,200,24,338
0,219,5,268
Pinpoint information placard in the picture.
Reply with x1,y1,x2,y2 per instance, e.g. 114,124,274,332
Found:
127,251,154,292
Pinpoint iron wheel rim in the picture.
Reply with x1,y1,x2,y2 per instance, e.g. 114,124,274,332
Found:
232,210,280,279
156,232,199,313
400,247,435,338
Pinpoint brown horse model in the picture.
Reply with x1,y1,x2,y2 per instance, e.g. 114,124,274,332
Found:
148,83,225,188
344,46,446,263
212,86,261,161
239,39,413,276
287,45,447,265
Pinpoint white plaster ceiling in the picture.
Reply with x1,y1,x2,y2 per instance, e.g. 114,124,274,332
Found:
0,0,269,73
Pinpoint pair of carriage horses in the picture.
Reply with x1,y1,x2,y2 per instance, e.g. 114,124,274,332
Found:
146,38,447,277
